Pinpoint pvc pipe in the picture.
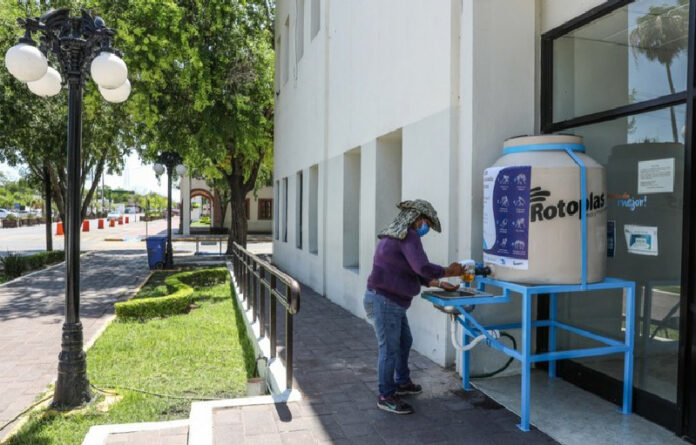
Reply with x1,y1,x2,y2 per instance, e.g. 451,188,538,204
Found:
450,315,500,352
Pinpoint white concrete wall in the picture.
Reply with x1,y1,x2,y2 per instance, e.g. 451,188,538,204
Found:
272,0,618,372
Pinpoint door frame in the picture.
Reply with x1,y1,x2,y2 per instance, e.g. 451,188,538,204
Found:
539,0,696,439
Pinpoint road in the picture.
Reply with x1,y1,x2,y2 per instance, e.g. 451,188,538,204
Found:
0,216,272,257
0,216,175,255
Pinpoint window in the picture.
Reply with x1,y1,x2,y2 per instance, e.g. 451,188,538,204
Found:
311,0,320,39
343,148,361,270
274,181,280,239
275,37,281,94
296,171,303,249
544,0,688,126
282,177,288,242
375,130,402,239
309,164,319,254
282,17,290,85
541,0,691,427
245,198,250,220
258,199,273,220
296,0,305,62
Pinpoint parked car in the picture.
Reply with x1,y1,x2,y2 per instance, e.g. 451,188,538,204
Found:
106,211,122,221
0,209,17,219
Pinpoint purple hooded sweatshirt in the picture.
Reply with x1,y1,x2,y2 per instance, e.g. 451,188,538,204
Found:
367,229,445,308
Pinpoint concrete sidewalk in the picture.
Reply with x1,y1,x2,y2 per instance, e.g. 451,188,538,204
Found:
212,283,558,444
0,250,150,440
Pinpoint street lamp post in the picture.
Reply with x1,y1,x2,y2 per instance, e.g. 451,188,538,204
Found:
4,9,130,409
153,152,186,269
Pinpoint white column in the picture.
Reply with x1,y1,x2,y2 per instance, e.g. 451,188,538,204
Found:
182,175,191,235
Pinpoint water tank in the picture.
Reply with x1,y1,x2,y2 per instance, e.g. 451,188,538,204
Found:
482,135,607,284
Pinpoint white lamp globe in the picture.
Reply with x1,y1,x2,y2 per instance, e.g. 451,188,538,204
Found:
5,43,48,82
27,67,62,97
90,51,128,89
175,164,187,176
153,163,165,176
98,79,130,103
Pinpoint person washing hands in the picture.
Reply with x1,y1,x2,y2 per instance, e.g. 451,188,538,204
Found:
364,199,464,414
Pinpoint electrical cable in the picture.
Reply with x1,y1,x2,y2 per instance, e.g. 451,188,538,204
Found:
449,314,517,379
470,332,517,379
89,382,225,401
0,394,52,433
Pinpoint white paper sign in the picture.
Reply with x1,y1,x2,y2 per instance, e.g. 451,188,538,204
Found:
624,224,658,256
638,158,674,194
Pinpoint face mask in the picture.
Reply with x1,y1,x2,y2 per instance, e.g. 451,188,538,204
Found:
416,221,430,237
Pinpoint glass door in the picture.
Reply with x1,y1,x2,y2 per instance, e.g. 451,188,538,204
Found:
540,0,694,436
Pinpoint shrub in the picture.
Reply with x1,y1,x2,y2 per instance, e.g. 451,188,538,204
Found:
115,268,228,320
26,250,64,270
2,253,26,278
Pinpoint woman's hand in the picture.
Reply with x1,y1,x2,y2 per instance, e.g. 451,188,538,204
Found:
443,262,464,277
439,281,459,292
427,280,459,292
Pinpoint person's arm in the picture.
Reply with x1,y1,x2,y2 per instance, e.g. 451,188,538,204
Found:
401,231,445,281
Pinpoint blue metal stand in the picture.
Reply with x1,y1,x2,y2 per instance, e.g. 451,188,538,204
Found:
422,277,635,432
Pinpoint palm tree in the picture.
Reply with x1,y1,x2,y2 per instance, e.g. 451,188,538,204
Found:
629,0,688,142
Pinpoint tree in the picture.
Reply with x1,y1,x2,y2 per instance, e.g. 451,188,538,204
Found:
629,0,688,143
95,0,274,250
0,0,134,229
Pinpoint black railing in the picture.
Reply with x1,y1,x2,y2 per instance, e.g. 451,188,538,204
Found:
229,242,300,389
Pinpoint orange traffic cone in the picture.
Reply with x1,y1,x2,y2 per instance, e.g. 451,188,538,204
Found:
98,219,104,229
82,220,90,232
125,216,129,224
110,219,115,227
118,216,123,225
56,222,64,236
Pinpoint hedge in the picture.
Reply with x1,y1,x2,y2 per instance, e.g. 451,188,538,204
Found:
1,250,65,279
115,268,228,320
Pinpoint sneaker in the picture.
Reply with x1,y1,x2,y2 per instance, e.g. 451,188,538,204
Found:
377,394,413,414
395,381,422,396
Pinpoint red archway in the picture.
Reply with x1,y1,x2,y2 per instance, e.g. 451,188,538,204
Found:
190,188,222,228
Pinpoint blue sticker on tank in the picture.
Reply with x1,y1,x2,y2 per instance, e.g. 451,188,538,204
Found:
483,166,531,269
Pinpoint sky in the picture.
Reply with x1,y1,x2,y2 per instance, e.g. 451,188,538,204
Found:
1,152,181,202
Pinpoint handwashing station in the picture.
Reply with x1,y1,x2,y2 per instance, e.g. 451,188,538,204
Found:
422,135,636,432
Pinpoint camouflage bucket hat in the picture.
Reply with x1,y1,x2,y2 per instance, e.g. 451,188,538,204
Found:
377,199,442,240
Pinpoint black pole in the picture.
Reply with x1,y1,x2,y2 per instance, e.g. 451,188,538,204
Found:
166,166,173,268
53,73,91,408
44,163,52,252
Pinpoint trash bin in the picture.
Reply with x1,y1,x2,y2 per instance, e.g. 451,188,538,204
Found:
146,236,167,270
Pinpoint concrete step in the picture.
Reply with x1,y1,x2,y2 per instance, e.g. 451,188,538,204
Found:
104,425,188,445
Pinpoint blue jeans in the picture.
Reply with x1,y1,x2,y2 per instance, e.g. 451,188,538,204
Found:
363,289,412,397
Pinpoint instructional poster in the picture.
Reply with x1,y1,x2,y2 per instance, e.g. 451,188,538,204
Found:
624,224,658,256
637,158,674,194
483,165,531,269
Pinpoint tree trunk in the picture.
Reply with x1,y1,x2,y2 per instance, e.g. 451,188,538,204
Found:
80,154,106,222
666,63,679,143
226,176,248,253
44,164,53,251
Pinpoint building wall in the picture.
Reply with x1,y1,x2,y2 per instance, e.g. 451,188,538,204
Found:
273,0,614,371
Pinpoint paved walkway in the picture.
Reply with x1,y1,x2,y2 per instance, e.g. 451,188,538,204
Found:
0,250,150,440
213,283,558,444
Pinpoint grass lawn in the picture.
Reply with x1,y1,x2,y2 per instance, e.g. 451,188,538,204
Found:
6,268,255,445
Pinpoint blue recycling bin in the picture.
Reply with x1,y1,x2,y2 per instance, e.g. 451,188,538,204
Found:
145,236,167,269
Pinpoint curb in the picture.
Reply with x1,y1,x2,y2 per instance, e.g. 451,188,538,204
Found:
188,391,302,445
81,419,190,445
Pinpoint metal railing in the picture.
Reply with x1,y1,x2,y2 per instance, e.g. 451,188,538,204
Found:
229,242,300,389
